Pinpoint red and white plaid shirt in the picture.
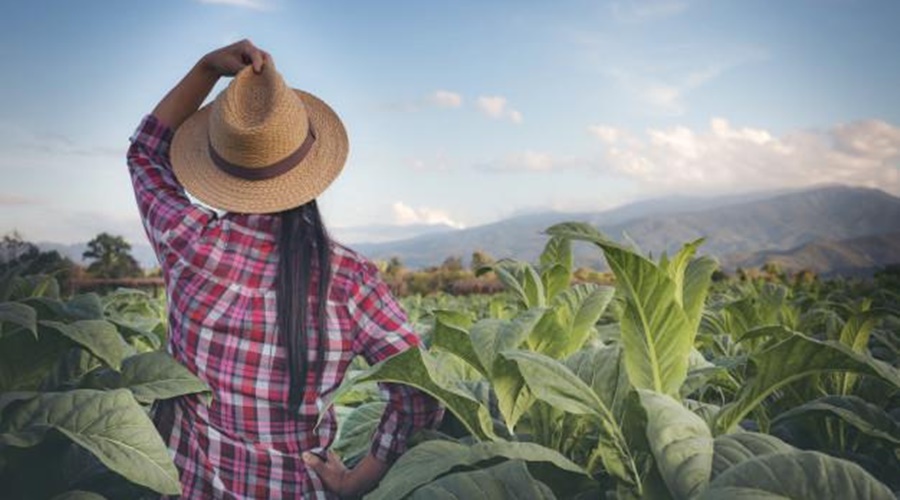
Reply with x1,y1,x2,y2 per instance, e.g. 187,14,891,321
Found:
128,115,442,499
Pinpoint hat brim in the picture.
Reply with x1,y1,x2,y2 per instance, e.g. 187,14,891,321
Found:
170,89,348,214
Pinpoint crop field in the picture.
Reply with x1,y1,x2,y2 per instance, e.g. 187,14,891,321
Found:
1,222,898,499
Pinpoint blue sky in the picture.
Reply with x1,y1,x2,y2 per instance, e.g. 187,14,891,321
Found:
1,0,899,246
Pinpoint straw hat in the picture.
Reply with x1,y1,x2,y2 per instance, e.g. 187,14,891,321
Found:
170,63,348,214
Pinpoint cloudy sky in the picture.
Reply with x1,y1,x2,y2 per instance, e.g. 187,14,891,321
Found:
1,0,899,246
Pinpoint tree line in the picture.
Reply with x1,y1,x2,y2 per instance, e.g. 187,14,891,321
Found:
1,231,145,293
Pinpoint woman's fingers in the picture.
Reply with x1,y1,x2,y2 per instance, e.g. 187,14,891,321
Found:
239,39,265,73
302,450,349,494
203,39,269,76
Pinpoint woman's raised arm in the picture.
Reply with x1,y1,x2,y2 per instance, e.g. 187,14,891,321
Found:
152,39,270,130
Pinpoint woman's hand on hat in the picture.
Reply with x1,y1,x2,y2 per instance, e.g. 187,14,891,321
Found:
200,39,271,77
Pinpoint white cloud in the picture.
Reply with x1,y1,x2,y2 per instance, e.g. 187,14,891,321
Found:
590,118,900,194
607,62,732,115
602,46,767,115
476,96,523,124
430,90,463,108
195,0,271,10
392,202,466,228
481,150,589,173
477,96,507,118
588,125,622,144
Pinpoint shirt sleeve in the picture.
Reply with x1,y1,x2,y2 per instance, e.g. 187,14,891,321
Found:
127,114,214,261
348,260,444,463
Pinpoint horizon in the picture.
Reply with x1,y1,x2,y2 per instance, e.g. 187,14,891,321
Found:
2,1,899,247
30,182,899,272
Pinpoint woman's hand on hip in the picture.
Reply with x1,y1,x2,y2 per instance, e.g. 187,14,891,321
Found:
302,449,389,498
303,450,351,496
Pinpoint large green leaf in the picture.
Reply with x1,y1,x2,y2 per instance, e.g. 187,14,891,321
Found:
547,222,694,396
683,256,717,334
700,451,894,500
334,402,387,460
25,294,105,322
109,319,162,352
0,391,39,421
471,309,544,431
110,351,211,404
714,334,900,434
0,389,181,495
711,432,794,479
734,325,793,344
407,460,557,500
365,440,586,500
39,320,126,371
564,344,630,418
51,492,108,500
0,325,68,391
539,236,573,303
479,260,545,308
539,236,573,278
835,309,879,395
501,349,638,487
662,239,701,309
432,311,484,375
470,309,545,378
0,301,37,338
771,395,900,446
637,390,713,500
697,487,789,499
681,349,740,398
541,264,571,307
42,347,105,391
324,348,495,440
531,284,614,360
502,350,608,419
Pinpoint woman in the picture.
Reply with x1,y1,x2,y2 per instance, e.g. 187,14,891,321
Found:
128,40,443,498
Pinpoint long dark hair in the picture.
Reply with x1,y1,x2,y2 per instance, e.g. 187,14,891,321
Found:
277,199,332,410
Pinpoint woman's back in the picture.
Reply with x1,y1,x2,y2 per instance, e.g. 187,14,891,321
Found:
129,50,442,496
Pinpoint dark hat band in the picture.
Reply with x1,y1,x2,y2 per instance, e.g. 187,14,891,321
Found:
208,122,317,181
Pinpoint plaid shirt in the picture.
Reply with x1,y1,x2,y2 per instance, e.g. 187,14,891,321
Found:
128,115,442,499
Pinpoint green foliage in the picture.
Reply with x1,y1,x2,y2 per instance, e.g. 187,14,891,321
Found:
700,451,895,500
1,232,75,295
407,460,557,500
365,440,587,500
333,222,898,499
1,389,181,494
6,223,898,499
714,334,900,434
0,274,208,498
637,389,713,499
82,233,142,279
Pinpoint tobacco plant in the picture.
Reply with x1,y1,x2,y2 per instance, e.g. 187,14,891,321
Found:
0,271,209,499
328,222,898,499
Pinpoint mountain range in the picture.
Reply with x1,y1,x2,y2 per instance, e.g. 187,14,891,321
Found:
37,185,900,277
353,185,900,276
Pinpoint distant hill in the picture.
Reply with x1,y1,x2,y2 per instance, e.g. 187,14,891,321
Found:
32,185,900,277
354,186,900,273
722,232,900,277
330,222,458,244
598,185,900,256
